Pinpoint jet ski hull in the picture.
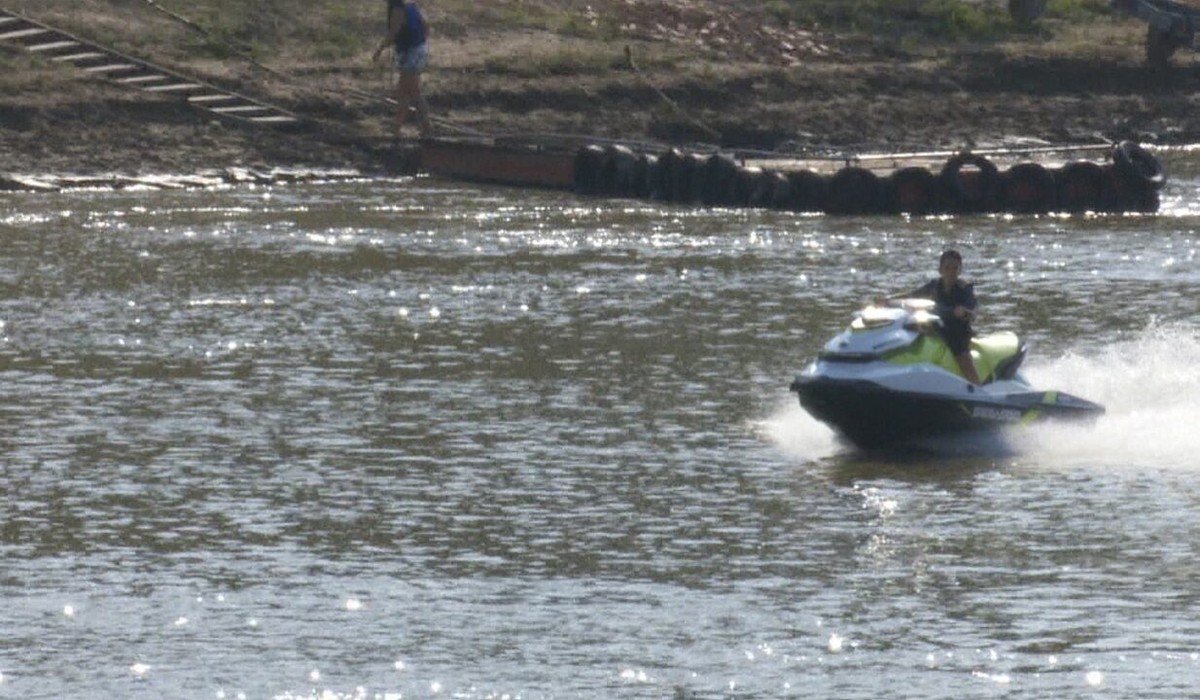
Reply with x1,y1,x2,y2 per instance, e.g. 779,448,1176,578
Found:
792,372,1104,450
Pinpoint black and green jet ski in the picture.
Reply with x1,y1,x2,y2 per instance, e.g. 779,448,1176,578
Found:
790,299,1105,449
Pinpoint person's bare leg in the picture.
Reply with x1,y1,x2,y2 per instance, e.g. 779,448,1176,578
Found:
957,352,982,386
396,70,431,137
408,71,433,137
393,77,412,136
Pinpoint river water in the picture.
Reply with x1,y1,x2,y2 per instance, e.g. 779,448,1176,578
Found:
1,153,1198,700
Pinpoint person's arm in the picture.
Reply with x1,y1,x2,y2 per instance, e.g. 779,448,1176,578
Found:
372,35,390,60
962,282,977,310
876,279,934,306
903,279,939,299
952,282,977,320
372,6,406,61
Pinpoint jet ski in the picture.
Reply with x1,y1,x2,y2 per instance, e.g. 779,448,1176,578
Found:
790,298,1105,449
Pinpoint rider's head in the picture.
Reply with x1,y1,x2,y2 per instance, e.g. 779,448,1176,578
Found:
939,249,963,283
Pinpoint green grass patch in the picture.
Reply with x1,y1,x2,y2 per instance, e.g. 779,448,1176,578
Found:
148,0,380,60
920,0,1011,40
1045,0,1112,21
764,0,1111,42
482,45,624,77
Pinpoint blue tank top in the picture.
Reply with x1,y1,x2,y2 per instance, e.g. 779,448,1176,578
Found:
391,3,426,52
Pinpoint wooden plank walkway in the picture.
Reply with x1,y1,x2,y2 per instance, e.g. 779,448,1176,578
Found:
0,8,300,128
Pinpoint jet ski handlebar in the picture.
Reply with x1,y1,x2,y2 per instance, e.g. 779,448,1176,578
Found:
904,308,943,332
870,297,975,324
852,299,943,332
870,297,937,313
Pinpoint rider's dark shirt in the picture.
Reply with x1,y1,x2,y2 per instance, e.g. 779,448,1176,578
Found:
908,278,976,355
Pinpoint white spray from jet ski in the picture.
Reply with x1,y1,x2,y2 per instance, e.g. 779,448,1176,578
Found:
1009,322,1200,470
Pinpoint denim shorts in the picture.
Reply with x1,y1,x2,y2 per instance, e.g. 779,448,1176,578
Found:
394,43,429,72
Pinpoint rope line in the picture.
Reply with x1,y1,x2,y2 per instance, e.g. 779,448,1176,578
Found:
139,0,284,80
624,44,722,143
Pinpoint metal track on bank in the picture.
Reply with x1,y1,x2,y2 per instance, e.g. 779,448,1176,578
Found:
0,8,300,128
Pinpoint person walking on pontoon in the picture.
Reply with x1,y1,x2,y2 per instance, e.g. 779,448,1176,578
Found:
373,0,433,138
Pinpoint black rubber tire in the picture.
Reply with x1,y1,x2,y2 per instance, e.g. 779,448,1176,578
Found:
700,153,739,207
599,145,638,197
1055,161,1107,213
884,166,940,215
939,152,1001,214
822,167,883,216
1101,163,1162,214
653,148,682,201
632,154,657,199
572,144,605,196
764,171,793,209
1001,162,1057,214
749,170,791,209
672,152,705,205
1112,140,1165,191
732,166,762,208
786,169,828,213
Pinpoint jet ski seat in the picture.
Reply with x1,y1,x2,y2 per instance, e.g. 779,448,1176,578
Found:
886,330,1024,383
971,332,1026,383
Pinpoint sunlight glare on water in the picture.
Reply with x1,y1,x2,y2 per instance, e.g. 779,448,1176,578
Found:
0,164,1198,699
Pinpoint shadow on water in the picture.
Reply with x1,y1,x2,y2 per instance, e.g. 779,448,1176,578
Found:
823,429,1017,485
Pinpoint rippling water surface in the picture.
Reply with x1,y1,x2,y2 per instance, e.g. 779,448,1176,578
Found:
2,154,1200,699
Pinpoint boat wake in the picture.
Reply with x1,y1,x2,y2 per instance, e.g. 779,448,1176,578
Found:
759,400,843,464
1010,322,1200,470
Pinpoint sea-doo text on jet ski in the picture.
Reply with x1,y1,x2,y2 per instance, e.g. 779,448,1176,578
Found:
790,299,1104,449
